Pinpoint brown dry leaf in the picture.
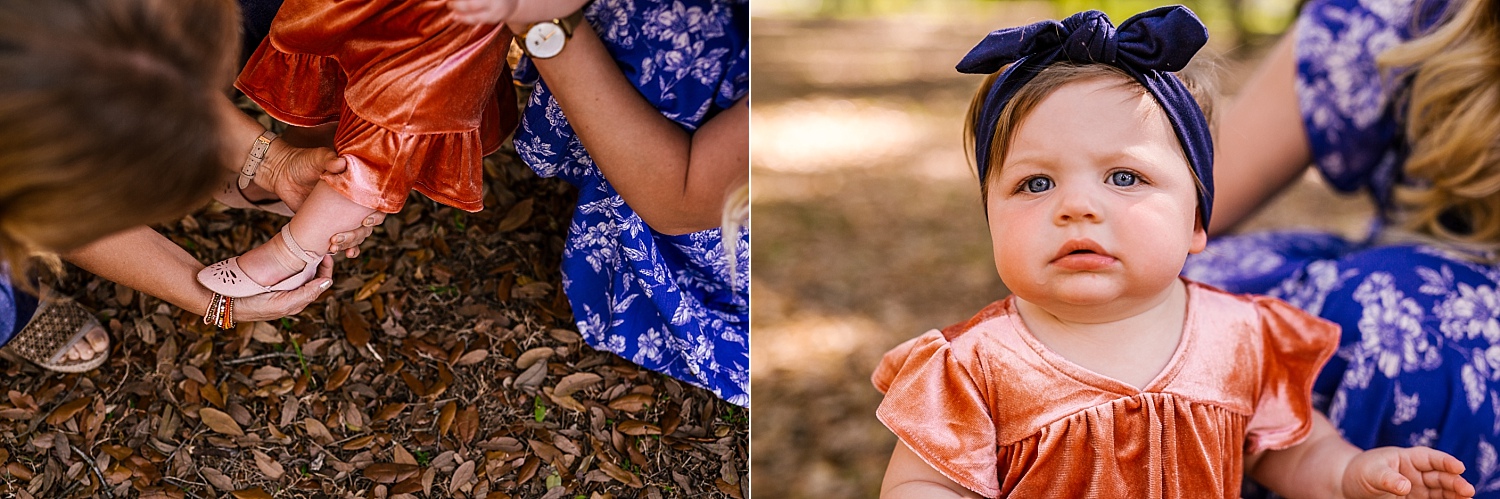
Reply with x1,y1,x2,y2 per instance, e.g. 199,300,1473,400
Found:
231,488,274,499
355,272,387,302
515,361,547,392
529,439,563,464
515,347,553,369
496,198,534,232
607,393,654,413
449,460,476,492
200,467,234,492
422,467,437,496
100,445,133,461
374,403,408,422
512,282,552,300
252,450,284,480
455,406,479,444
200,383,225,409
597,459,644,488
304,418,335,445
363,463,421,484
45,396,90,426
182,365,208,384
252,365,289,384
250,322,281,344
326,364,354,392
548,328,582,344
616,420,661,436
400,371,427,397
341,305,371,348
544,388,586,413
455,349,489,366
437,401,457,436
715,478,744,499
516,456,540,484
554,372,602,398
7,462,32,480
199,407,245,436
342,435,375,451
392,443,417,466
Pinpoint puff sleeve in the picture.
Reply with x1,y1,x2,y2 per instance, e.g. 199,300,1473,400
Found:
872,331,1001,498
1243,296,1340,453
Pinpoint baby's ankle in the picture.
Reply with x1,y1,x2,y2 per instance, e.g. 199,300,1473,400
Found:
266,234,316,274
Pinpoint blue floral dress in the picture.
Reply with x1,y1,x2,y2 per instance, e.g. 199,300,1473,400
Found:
513,0,749,406
1183,0,1500,493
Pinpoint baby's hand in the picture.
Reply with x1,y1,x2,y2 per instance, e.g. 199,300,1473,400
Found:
447,0,518,25
1341,446,1475,499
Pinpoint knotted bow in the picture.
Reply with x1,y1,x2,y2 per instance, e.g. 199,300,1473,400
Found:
960,6,1216,227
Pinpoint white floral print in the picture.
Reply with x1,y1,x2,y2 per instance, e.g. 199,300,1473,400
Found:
512,0,748,406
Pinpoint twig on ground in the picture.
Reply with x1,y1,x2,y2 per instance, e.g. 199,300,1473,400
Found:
69,445,112,499
220,352,298,366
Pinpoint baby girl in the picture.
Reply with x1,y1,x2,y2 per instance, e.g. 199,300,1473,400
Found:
873,7,1476,498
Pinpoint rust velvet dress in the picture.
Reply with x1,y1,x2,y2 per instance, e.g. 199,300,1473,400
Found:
235,0,518,213
872,280,1339,498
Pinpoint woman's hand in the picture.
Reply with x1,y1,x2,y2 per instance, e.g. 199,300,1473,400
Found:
233,256,334,322
255,143,387,257
255,142,337,212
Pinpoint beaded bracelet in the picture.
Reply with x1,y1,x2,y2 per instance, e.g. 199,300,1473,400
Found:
202,292,235,330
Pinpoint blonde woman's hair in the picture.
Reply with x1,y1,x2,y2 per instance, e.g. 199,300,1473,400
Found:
964,63,1215,204
0,0,239,280
721,184,749,290
1380,0,1500,248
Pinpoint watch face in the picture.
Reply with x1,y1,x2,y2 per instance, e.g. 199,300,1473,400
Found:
525,23,566,58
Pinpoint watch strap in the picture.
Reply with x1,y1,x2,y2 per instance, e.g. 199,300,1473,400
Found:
238,130,277,190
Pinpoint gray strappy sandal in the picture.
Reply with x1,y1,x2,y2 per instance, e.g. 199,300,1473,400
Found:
3,299,108,373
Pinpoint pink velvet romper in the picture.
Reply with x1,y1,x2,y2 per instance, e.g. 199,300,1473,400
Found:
235,0,518,213
873,280,1339,498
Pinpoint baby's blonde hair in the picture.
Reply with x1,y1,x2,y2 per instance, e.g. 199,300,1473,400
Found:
964,63,1215,205
1380,0,1500,248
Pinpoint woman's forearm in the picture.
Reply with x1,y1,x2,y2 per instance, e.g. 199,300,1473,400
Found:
1208,32,1313,235
63,226,214,316
522,22,749,235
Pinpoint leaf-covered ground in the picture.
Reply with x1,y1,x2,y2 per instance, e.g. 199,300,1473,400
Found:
0,103,747,498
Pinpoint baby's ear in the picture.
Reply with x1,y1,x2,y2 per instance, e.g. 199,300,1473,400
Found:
1189,216,1208,254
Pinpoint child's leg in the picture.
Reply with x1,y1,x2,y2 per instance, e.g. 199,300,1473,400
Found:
233,180,376,286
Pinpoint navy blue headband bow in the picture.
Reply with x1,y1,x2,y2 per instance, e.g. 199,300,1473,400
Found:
960,6,1215,227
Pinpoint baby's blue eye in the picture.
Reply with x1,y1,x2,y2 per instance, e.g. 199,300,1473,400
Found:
1023,176,1053,193
1108,171,1138,186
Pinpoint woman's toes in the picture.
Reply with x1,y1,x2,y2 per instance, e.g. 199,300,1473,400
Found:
66,342,89,361
65,327,108,362
84,327,109,352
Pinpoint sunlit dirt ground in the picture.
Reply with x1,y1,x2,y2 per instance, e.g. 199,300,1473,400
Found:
750,8,1373,497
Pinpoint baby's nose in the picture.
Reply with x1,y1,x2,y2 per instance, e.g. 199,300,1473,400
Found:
1053,189,1102,224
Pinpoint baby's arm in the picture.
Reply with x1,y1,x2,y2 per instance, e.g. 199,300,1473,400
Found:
1246,413,1475,498
881,440,984,499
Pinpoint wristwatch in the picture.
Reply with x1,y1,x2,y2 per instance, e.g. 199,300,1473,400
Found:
519,7,587,59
